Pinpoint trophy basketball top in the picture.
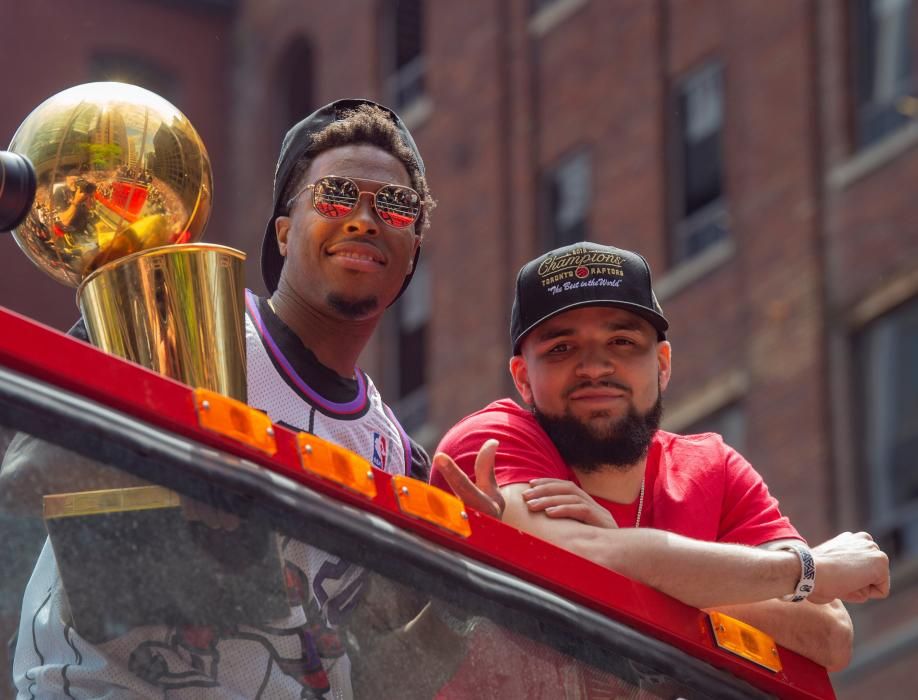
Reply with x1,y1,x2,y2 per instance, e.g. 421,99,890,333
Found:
7,82,213,288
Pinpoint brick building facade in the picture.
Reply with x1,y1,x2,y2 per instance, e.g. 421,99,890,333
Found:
2,1,917,696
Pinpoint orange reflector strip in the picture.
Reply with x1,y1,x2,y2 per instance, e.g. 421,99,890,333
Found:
709,611,782,672
193,388,277,456
297,433,377,499
392,476,471,537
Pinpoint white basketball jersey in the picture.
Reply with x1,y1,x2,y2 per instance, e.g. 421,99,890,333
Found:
13,292,409,699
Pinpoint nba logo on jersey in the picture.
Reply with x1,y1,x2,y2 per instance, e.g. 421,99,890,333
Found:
372,433,388,470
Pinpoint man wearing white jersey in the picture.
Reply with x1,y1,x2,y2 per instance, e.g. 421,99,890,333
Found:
2,99,436,698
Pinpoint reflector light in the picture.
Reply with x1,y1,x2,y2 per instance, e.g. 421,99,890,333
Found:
193,388,277,456
297,433,377,499
392,476,471,537
709,611,782,672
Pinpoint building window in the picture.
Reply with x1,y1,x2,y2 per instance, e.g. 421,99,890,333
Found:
392,258,429,431
531,0,562,12
850,0,916,148
682,403,746,454
382,0,426,110
671,62,728,265
855,296,918,560
543,149,591,248
277,37,314,137
89,53,179,104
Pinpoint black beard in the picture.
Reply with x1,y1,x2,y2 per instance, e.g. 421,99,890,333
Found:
327,293,379,319
533,392,663,473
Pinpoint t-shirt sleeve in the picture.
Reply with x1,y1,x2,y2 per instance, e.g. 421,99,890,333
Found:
718,444,803,546
431,405,569,494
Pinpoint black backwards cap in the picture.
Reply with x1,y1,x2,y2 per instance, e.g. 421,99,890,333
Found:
261,98,426,296
510,241,669,354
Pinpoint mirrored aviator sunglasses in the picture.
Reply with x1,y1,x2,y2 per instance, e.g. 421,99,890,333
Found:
304,175,422,229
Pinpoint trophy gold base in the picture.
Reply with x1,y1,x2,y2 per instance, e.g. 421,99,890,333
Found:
77,243,247,402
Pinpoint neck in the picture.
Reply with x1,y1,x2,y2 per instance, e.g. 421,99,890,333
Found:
572,457,647,504
269,290,379,378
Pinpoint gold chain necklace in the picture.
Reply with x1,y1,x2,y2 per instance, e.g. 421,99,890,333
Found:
634,474,646,528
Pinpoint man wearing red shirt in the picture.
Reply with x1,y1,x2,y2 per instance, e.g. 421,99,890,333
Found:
431,241,889,671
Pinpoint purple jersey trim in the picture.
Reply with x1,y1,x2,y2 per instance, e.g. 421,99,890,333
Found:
245,290,368,415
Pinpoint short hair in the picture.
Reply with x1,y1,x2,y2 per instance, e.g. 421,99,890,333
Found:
278,104,434,233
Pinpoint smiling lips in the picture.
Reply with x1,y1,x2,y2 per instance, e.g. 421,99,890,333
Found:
326,241,386,269
566,381,631,404
569,389,627,403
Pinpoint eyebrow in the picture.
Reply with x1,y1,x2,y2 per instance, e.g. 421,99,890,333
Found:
533,326,576,343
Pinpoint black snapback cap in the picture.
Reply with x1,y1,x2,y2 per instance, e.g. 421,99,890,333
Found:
510,242,669,354
261,98,425,295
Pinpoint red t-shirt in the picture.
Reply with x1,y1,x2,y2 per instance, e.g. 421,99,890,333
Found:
431,399,800,545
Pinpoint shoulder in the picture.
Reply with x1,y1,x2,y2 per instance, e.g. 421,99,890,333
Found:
650,430,758,499
438,399,546,452
652,430,739,469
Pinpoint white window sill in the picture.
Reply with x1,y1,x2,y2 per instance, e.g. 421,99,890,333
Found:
528,0,589,37
661,370,748,434
398,95,433,132
847,264,918,329
655,236,736,303
828,121,918,191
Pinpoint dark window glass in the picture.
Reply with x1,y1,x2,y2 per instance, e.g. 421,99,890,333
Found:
277,37,314,135
672,62,728,264
850,0,915,148
856,296,918,559
531,0,562,13
682,403,746,454
89,53,179,105
383,0,426,109
543,149,591,248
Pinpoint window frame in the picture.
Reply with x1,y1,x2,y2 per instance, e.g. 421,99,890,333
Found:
668,60,729,267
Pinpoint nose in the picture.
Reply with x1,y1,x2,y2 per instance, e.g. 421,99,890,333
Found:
574,345,614,380
345,192,379,236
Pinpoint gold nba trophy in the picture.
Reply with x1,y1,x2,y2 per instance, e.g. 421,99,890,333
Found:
3,84,285,642
7,81,246,401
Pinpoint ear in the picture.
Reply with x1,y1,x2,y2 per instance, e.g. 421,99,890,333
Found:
275,216,291,257
509,355,534,405
657,340,672,393
407,237,421,273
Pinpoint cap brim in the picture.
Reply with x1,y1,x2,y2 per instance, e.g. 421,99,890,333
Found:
513,299,669,354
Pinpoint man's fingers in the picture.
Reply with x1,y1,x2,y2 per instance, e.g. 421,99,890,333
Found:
434,453,479,499
433,450,503,520
474,440,500,495
524,481,586,499
543,504,589,519
526,494,582,511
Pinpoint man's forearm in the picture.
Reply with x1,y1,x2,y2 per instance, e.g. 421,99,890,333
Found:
711,599,853,671
569,527,801,608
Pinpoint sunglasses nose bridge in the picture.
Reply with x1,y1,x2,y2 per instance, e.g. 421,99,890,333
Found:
344,190,382,231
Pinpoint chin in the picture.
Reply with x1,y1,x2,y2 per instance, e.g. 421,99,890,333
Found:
326,293,380,319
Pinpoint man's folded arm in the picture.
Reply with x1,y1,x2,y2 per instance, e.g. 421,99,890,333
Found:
499,482,888,611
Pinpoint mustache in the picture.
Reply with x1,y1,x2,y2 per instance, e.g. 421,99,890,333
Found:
563,378,632,398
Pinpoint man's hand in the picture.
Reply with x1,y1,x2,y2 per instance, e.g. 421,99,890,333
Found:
432,440,504,519
809,531,890,604
522,478,618,528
